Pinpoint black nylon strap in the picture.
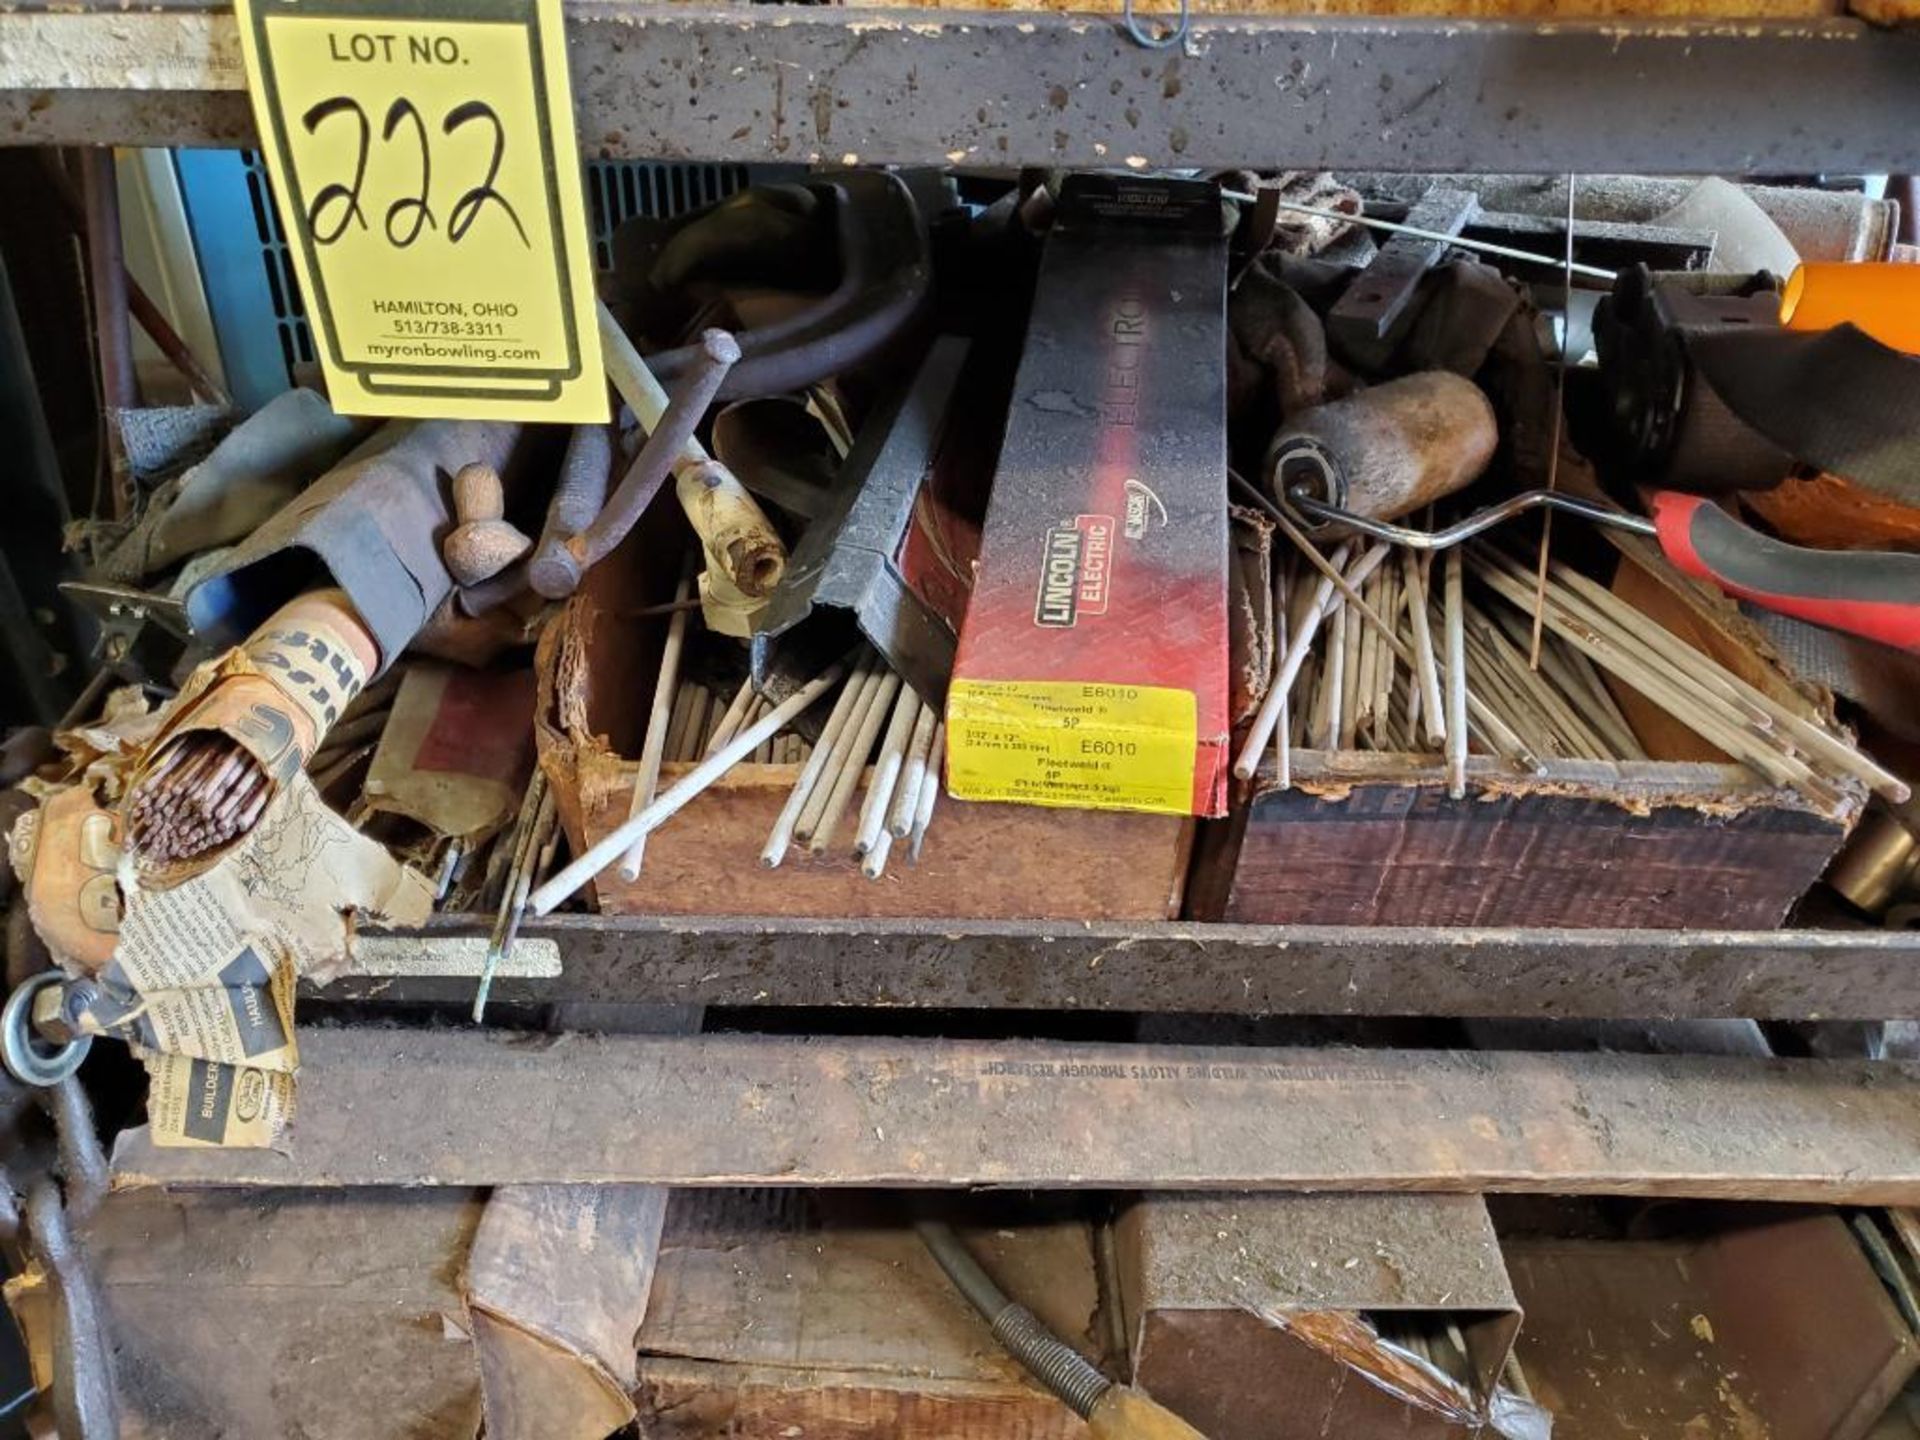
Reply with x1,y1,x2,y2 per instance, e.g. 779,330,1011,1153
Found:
1688,323,1920,506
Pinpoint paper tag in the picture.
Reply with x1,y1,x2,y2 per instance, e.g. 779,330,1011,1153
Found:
140,1050,295,1149
235,0,607,422
946,679,1198,814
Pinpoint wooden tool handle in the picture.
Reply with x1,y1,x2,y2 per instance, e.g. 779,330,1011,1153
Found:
1087,1386,1212,1440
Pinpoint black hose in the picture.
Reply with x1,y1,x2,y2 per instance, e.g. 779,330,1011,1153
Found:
915,1218,1112,1419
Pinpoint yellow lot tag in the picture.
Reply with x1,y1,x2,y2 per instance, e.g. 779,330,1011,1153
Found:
946,680,1198,815
235,0,606,422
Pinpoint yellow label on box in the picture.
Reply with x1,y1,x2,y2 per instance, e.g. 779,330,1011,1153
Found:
946,680,1197,815
235,0,606,422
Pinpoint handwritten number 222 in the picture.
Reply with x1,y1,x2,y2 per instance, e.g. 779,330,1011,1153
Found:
301,96,530,248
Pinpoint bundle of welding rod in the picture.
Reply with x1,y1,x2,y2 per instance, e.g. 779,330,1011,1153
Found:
125,730,273,864
623,575,944,885
1235,518,1905,808
663,676,812,767
758,643,945,879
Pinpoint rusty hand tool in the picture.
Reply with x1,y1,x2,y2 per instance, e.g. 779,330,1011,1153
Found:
461,328,741,614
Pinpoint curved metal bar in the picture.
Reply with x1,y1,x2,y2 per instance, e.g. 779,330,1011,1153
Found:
1284,484,1656,550
27,1178,120,1440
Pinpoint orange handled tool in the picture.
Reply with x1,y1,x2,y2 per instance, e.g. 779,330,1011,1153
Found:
1779,263,1920,356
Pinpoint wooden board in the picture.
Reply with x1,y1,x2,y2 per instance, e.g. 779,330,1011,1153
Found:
112,1030,1920,1203
565,748,1192,922
66,1188,484,1440
633,1189,1096,1437
1204,753,1847,929
636,1360,1085,1439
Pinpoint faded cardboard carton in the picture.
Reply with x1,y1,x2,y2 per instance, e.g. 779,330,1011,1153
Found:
947,174,1231,818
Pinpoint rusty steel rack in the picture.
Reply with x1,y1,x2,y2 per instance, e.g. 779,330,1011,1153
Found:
7,0,1920,1205
1,4,1919,174
321,914,1920,1022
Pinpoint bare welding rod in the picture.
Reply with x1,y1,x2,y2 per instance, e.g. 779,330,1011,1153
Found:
1218,188,1617,283
1267,372,1498,539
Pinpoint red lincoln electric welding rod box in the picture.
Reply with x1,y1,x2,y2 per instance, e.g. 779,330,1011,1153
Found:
947,174,1231,818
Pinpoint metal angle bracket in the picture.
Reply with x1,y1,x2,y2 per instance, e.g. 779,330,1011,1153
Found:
1328,186,1479,372
751,334,970,709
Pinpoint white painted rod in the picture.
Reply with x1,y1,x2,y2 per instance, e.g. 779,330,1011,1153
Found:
530,656,851,913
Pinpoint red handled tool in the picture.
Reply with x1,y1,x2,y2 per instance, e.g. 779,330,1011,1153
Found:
1273,479,1920,655
1648,491,1920,654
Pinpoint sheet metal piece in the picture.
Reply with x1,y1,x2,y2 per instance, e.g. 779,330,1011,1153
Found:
1327,187,1477,370
467,1185,668,1440
751,336,969,709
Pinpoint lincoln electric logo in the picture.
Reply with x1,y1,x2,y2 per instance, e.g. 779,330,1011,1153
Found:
1035,515,1114,628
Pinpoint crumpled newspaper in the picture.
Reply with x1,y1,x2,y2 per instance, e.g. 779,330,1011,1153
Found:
10,708,431,1148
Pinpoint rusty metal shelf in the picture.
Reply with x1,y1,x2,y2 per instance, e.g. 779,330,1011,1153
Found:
318,915,1920,1020
111,1024,1920,1200
2,4,1919,173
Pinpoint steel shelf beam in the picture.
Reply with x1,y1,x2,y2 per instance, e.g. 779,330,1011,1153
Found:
313,916,1920,1020
113,1026,1920,1201
1,5,1918,172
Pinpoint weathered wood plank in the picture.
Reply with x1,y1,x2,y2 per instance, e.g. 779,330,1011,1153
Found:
112,1030,1920,1203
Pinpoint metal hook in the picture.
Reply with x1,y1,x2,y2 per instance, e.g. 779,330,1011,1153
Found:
1121,0,1189,50
2,973,91,1088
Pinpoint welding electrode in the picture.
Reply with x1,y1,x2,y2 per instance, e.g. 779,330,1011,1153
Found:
1267,372,1498,537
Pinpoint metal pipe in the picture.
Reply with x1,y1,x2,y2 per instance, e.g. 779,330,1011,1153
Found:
81,149,136,519
40,150,229,405
526,423,615,599
915,1220,1112,1420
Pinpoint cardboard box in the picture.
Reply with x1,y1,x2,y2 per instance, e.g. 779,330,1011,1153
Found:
536,516,1191,922
1502,1204,1917,1440
948,175,1231,818
631,1190,1533,1440
1116,1193,1534,1440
